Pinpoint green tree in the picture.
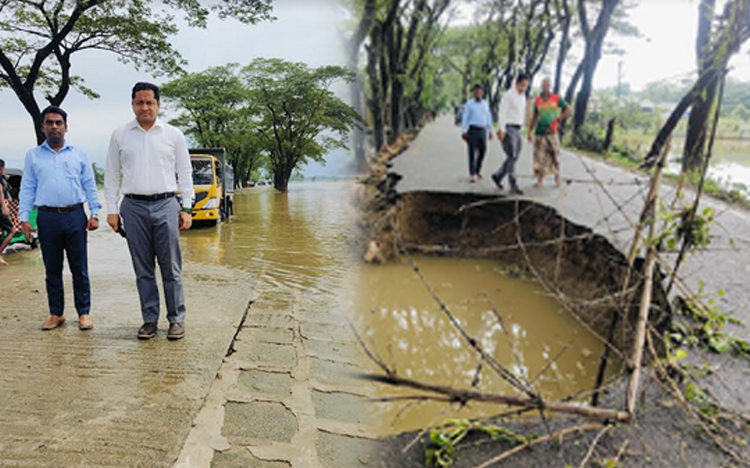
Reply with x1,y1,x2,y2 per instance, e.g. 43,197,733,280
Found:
241,58,360,192
0,0,273,145
92,162,105,186
161,64,266,187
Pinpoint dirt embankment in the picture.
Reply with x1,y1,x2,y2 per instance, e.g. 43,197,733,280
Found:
357,131,670,355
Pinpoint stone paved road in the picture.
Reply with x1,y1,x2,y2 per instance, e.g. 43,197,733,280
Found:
0,225,251,468
389,115,750,412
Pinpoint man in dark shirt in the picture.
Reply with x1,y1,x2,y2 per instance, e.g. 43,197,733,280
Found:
0,159,18,266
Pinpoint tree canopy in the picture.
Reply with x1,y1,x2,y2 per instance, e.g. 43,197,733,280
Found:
162,59,360,192
243,59,361,191
0,0,274,144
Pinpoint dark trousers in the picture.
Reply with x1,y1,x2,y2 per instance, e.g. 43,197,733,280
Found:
467,127,487,176
494,126,523,189
37,208,90,316
120,196,186,325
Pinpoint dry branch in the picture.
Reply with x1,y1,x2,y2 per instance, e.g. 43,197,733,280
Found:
360,374,631,423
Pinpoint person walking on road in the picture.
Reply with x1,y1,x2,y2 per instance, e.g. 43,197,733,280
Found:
104,82,194,341
527,77,571,188
0,159,20,266
492,73,530,195
18,106,101,330
461,84,493,183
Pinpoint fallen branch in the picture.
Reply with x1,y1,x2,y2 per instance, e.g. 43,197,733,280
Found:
360,373,632,422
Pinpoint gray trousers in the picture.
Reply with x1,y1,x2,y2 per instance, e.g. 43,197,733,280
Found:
494,126,523,188
120,196,186,325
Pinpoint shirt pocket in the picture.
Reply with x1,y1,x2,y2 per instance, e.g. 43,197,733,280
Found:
63,157,81,180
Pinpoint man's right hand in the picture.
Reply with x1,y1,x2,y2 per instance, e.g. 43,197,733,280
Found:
527,133,534,143
107,214,119,232
21,221,35,242
497,131,506,142
461,132,468,142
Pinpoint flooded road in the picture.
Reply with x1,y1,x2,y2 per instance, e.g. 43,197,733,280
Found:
1,182,612,467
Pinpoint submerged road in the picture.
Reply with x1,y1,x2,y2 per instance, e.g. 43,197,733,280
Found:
390,115,750,411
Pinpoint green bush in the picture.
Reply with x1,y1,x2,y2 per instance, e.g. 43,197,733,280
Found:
571,123,605,153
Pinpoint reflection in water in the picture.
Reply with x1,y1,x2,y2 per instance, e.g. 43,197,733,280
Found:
354,256,609,435
182,183,359,303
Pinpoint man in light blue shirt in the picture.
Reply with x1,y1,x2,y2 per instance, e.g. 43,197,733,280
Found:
461,84,494,183
19,106,101,331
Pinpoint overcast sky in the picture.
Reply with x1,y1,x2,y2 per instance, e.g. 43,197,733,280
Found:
0,0,348,173
1,0,748,171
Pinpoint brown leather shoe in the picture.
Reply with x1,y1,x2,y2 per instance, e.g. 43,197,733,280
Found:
137,323,157,340
42,315,65,331
167,322,185,341
79,314,94,331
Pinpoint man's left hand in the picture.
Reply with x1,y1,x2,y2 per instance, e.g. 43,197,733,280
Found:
179,211,192,231
87,217,99,231
488,132,493,141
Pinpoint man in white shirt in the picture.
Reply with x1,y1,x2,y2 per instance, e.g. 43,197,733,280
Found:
492,73,530,195
104,82,194,341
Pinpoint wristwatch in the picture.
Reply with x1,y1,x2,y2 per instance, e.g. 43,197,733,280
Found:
181,207,192,213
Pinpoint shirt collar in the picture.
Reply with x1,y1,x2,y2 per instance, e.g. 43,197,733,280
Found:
41,140,72,153
129,118,164,132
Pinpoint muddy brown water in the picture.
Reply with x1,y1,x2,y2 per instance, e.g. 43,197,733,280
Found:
354,255,613,435
0,182,614,465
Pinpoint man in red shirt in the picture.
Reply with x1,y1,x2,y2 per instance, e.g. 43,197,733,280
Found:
527,77,571,188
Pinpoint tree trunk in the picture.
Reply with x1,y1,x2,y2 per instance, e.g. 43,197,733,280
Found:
603,118,616,151
572,0,620,135
348,0,377,162
366,27,386,153
573,54,597,133
553,0,572,95
682,0,717,173
273,161,292,192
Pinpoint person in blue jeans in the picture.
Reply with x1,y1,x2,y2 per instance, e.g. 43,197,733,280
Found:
19,106,102,331
460,84,494,183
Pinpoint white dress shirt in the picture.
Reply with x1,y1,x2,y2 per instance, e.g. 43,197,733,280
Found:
104,119,194,214
497,89,527,130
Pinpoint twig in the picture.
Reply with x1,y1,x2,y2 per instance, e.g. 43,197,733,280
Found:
530,344,571,386
399,244,537,398
472,423,605,468
578,424,612,468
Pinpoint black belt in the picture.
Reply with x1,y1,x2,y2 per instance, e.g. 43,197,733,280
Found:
506,124,522,130
125,192,175,202
38,203,83,213
469,125,487,131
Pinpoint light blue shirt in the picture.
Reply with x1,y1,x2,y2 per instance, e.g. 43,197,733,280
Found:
461,98,493,133
19,140,102,222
